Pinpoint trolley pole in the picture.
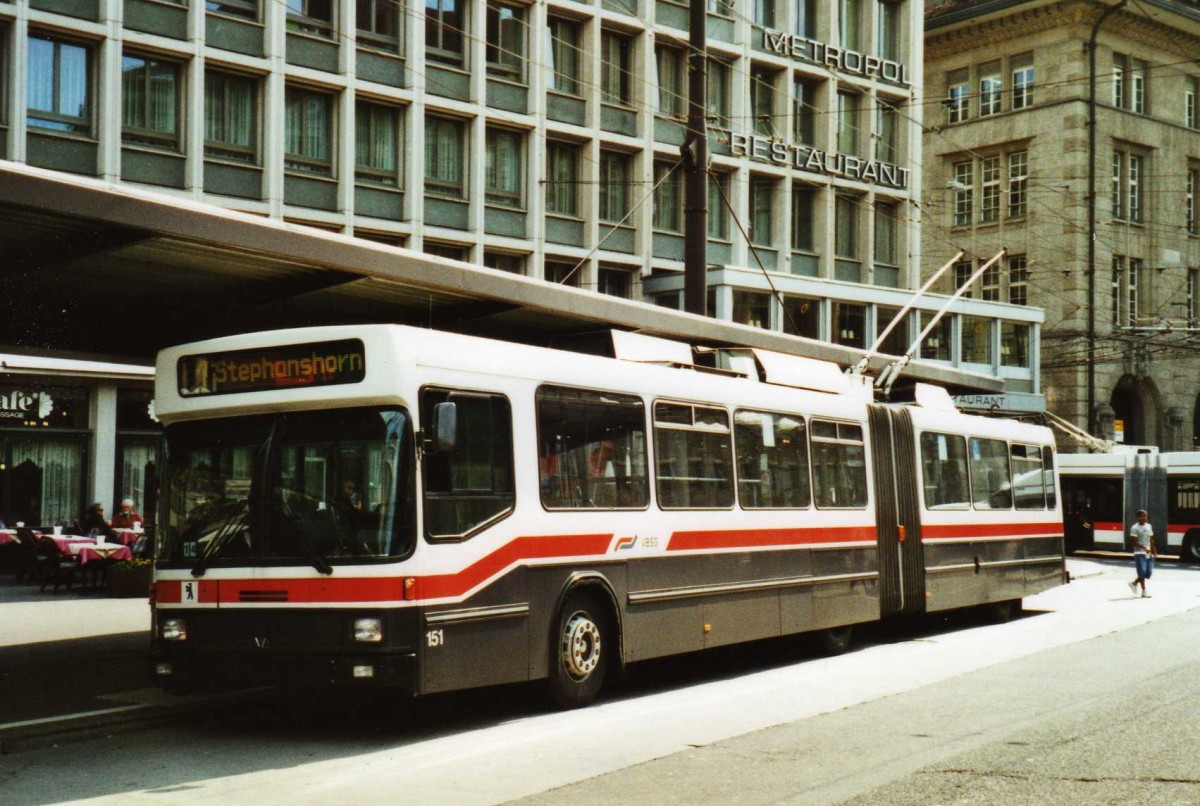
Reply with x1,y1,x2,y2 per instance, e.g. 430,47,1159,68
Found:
682,0,708,316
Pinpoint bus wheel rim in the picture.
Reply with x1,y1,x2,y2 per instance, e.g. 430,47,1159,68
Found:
562,613,601,680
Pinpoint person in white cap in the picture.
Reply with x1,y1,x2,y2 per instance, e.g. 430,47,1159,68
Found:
111,498,143,530
1127,509,1155,598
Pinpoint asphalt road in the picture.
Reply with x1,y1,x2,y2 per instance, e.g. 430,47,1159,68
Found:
0,558,1197,804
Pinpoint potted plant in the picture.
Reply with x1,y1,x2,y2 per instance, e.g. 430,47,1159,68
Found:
107,558,153,598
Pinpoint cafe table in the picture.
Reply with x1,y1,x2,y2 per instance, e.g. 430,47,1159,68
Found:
112,529,144,547
71,542,133,565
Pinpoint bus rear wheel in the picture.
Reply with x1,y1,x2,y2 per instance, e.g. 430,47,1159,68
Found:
1182,533,1200,564
983,598,1021,624
816,625,853,655
548,592,610,709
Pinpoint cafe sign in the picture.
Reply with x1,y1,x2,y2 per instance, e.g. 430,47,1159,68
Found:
0,388,55,425
730,132,911,189
763,31,912,87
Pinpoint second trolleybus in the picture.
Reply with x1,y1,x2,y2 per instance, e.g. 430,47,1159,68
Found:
150,325,1064,706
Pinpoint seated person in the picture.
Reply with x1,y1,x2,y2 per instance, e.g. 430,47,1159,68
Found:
110,498,144,530
81,502,113,540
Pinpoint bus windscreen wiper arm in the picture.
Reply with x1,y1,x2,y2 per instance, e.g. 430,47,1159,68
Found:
268,498,333,576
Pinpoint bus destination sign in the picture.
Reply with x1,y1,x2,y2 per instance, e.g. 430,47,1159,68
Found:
177,339,366,397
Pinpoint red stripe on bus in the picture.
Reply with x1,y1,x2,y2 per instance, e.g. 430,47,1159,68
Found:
922,522,1064,540
156,533,614,604
1093,522,1123,532
667,525,877,551
1169,523,1200,532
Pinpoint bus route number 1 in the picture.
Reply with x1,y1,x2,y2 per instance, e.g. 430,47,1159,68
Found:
426,629,445,648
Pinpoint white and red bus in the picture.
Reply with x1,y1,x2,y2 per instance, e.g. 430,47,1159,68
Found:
1060,451,1200,561
150,326,1063,706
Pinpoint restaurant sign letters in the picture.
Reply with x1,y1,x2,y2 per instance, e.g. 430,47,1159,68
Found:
0,388,54,424
730,132,911,189
763,31,912,87
178,339,367,397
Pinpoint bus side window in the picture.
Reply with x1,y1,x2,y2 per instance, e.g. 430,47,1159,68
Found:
654,402,734,509
1011,443,1045,510
968,437,1011,510
919,432,969,509
535,385,648,510
1041,446,1057,509
421,388,515,539
811,420,868,509
733,410,811,509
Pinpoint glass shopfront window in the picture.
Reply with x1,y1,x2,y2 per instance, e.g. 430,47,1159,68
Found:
116,388,161,525
0,384,89,528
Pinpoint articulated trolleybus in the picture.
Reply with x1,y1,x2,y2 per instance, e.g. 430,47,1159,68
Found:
151,325,1064,706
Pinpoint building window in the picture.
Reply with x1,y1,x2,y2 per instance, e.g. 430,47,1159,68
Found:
708,172,730,239
357,0,400,50
1188,268,1198,326
284,87,333,176
876,0,900,62
1112,53,1126,108
707,59,731,129
1008,150,1027,218
840,0,862,52
286,0,334,38
204,71,257,164
946,68,968,124
545,259,580,286
1131,58,1147,114
655,44,684,119
122,54,181,151
961,316,992,364
600,31,633,108
833,302,866,348
784,296,820,338
750,176,775,246
920,312,952,361
837,91,860,156
1011,53,1033,109
874,201,897,268
208,0,258,21
424,115,465,198
953,161,973,227
27,35,92,135
734,291,771,329
1128,258,1141,325
755,0,775,29
426,0,465,67
707,0,733,16
835,194,858,258
978,61,1001,116
1187,78,1198,128
485,126,523,208
425,241,468,260
1128,154,1141,222
546,141,580,217
486,1,525,82
792,185,816,254
1188,168,1198,235
752,68,779,137
653,161,682,233
1111,256,1123,327
598,150,632,223
1000,322,1029,367
794,0,816,37
598,266,634,298
1112,151,1124,220
792,78,817,145
547,17,582,96
954,259,973,297
355,100,400,186
981,260,1000,302
874,101,896,164
483,251,524,273
1008,254,1028,306
979,155,1000,223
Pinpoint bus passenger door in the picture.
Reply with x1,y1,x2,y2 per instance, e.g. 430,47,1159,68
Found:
868,406,924,617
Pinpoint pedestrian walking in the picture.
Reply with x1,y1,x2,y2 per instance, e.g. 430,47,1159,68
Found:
1127,509,1155,598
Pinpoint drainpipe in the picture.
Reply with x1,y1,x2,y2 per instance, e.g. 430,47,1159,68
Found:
1086,0,1127,436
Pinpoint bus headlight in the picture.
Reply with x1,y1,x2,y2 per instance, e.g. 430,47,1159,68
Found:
353,617,383,643
160,618,188,641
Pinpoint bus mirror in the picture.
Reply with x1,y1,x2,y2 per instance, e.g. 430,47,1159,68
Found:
433,402,457,452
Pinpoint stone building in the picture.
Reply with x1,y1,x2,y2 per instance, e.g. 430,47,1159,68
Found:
925,0,1200,449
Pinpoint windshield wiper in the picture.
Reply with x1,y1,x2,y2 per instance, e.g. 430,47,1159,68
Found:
190,498,250,577
267,496,333,576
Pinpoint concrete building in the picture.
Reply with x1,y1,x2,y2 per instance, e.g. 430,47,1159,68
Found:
925,0,1200,449
0,0,1045,522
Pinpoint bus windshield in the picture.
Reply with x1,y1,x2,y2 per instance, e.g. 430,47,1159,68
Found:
159,407,413,567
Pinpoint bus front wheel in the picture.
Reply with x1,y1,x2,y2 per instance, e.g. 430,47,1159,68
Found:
1182,533,1200,564
816,625,853,655
548,593,610,708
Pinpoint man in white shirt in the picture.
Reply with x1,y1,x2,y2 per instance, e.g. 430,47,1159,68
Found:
1128,509,1155,598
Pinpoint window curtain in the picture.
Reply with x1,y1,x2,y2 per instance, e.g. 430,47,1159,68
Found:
836,196,857,257
287,92,330,161
122,57,147,129
425,119,462,187
486,130,520,199
120,441,157,516
357,105,396,171
11,440,83,527
547,145,577,215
